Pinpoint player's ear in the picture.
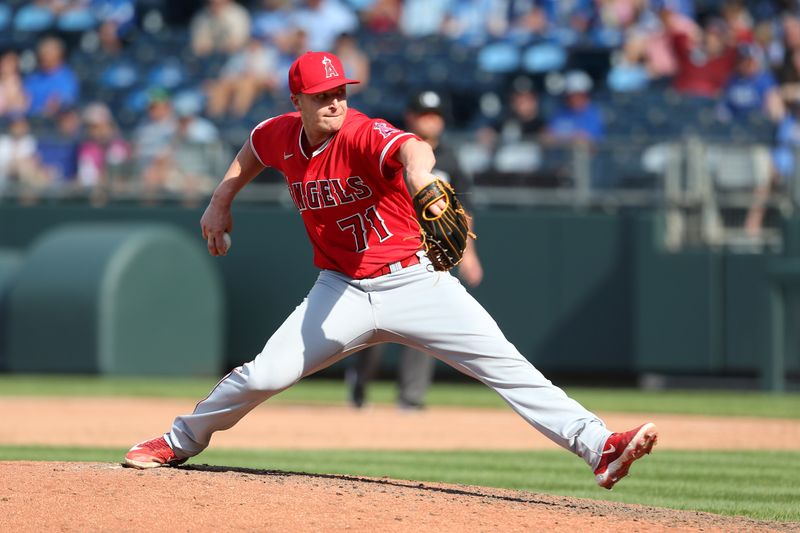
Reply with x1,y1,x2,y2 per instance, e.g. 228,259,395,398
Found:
290,94,301,112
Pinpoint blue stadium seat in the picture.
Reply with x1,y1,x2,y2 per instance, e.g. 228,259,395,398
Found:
100,61,139,90
147,60,186,90
477,42,520,73
57,9,97,32
13,5,54,32
521,42,567,73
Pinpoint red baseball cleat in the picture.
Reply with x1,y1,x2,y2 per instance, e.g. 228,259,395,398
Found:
594,422,658,490
123,436,186,469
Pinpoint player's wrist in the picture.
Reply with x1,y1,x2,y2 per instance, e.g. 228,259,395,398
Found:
404,171,437,196
211,183,237,208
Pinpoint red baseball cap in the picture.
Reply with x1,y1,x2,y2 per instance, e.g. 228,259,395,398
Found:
288,51,360,95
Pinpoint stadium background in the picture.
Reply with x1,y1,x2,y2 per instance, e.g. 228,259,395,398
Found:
0,0,799,391
0,2,799,530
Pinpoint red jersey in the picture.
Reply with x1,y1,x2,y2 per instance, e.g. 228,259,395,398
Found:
249,108,423,278
670,30,737,98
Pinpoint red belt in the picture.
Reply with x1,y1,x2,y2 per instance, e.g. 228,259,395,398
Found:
365,253,420,278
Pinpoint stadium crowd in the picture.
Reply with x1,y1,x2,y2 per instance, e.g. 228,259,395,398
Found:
0,0,799,227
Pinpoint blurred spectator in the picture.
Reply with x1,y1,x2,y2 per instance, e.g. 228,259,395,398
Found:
95,20,126,61
442,0,507,47
625,6,699,81
545,70,605,143
70,18,126,71
332,34,370,94
505,1,550,41
663,10,738,98
206,37,280,118
399,0,449,37
139,96,227,203
660,0,694,19
0,51,29,119
24,36,80,117
190,0,251,57
721,0,754,43
777,16,800,102
771,100,800,182
752,18,783,71
719,44,784,122
361,0,401,33
251,0,293,44
662,10,737,98
477,76,545,150
77,102,131,190
606,35,651,92
275,28,310,91
553,0,597,42
37,106,81,184
91,0,135,35
291,0,358,51
742,98,800,235
168,97,230,203
0,116,47,197
133,89,177,174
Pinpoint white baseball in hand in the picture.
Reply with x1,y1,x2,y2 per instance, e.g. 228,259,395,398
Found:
222,232,232,252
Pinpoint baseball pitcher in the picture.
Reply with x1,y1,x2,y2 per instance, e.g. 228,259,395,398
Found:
124,51,657,490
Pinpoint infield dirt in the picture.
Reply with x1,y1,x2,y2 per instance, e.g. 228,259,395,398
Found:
1,396,799,450
1,461,797,533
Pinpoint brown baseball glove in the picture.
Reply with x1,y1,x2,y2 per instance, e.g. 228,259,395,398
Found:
412,179,475,272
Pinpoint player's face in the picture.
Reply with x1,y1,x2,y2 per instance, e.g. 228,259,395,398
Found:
293,86,348,139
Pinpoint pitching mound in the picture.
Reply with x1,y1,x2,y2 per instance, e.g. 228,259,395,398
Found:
1,462,794,533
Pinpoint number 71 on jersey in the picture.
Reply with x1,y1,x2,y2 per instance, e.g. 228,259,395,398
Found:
337,205,393,252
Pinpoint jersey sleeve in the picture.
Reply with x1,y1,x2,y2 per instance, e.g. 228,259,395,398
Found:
353,117,420,179
249,115,282,167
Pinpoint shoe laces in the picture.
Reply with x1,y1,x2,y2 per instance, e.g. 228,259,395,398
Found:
141,438,171,454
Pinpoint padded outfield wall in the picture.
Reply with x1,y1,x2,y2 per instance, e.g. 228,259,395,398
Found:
0,202,795,379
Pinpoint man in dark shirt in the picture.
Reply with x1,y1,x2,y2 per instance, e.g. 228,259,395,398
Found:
346,90,483,408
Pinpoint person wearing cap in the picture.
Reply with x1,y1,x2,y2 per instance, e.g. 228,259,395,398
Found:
346,89,484,409
123,51,660,493
545,70,605,144
132,88,178,172
720,43,784,122
170,96,231,204
76,102,131,193
478,76,546,149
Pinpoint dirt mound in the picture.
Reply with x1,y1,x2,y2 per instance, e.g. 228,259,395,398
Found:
1,461,795,533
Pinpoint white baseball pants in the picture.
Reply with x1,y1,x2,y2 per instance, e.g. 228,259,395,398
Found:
167,254,612,470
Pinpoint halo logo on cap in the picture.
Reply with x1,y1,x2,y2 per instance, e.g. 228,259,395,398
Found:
322,56,339,79
288,51,360,94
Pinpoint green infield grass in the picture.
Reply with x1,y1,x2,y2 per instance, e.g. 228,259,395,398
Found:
1,446,798,522
0,375,799,418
